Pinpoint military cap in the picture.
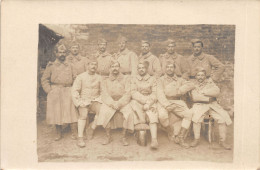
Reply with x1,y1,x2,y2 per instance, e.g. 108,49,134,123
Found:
141,40,150,46
138,60,149,69
167,39,176,45
69,41,80,48
195,67,207,75
165,60,176,68
98,38,107,44
56,44,67,52
118,36,128,43
88,57,98,64
110,59,121,67
191,39,204,47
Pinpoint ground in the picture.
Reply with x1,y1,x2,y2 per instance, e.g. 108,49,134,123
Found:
37,118,233,162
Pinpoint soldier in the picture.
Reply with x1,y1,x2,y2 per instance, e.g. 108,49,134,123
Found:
67,42,88,79
113,36,138,76
130,61,159,149
157,61,195,148
94,38,113,77
190,67,232,150
139,40,162,78
96,60,134,145
159,39,190,80
187,39,225,82
71,58,102,148
41,44,78,141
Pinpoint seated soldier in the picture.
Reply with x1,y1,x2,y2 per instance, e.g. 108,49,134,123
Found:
71,58,102,148
130,61,159,149
190,67,232,150
96,60,135,145
157,61,195,148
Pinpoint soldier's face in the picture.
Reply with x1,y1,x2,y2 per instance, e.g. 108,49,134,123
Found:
137,64,147,76
193,43,203,55
98,43,107,53
88,62,98,72
196,71,206,83
110,63,120,75
119,41,126,51
167,44,176,54
56,49,67,62
70,45,79,55
166,64,175,75
141,43,150,55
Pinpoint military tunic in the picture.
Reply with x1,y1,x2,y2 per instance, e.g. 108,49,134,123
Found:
41,59,78,125
67,54,88,79
159,52,190,80
191,79,232,125
139,52,162,78
130,74,158,124
94,51,113,77
187,52,225,82
97,74,134,131
157,74,194,129
113,48,138,76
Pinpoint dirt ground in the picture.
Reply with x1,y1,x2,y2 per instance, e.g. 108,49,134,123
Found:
37,118,233,162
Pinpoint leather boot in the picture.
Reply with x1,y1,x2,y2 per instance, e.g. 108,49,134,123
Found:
190,139,200,147
102,128,112,145
86,126,94,140
54,125,62,141
77,137,86,148
166,125,175,142
150,138,159,149
122,129,129,146
175,127,190,148
70,123,77,140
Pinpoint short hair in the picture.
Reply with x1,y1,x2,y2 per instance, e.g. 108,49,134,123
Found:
117,36,128,43
141,40,150,46
165,61,176,69
195,67,207,75
167,39,176,46
70,41,80,49
110,59,121,68
191,39,204,47
98,38,107,44
88,57,98,64
138,61,149,69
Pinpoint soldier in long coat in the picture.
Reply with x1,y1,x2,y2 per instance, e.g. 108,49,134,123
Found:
130,61,159,149
139,40,162,78
190,67,232,150
157,61,195,148
96,60,134,145
71,58,103,148
159,39,190,80
113,36,138,76
41,44,78,141
187,39,225,82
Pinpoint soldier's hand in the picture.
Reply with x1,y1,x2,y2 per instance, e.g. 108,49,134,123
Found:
143,104,150,111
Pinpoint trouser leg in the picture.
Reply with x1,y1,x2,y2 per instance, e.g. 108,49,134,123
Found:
149,123,159,149
54,125,62,141
77,107,88,148
70,122,77,140
102,122,112,145
190,122,201,147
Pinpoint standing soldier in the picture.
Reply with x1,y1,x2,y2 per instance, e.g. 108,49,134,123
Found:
139,40,162,78
157,61,195,148
130,61,159,149
96,60,134,145
94,38,113,77
71,58,103,148
159,39,190,80
187,39,225,82
190,67,232,150
41,44,78,141
67,42,88,79
113,36,138,76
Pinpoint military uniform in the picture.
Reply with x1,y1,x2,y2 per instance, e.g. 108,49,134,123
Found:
41,59,78,125
67,54,88,79
130,74,158,124
94,51,113,77
159,52,189,80
97,73,134,131
187,52,225,82
190,78,232,148
113,48,138,76
139,52,162,78
157,74,194,129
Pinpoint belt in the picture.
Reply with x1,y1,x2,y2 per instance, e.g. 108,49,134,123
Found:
193,101,210,104
51,84,71,88
166,96,180,100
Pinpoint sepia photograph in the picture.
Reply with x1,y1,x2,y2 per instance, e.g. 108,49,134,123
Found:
36,24,235,162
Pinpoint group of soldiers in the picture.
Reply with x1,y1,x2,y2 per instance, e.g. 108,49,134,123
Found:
41,37,232,150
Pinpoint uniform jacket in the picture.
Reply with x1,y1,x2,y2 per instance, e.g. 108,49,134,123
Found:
71,72,102,107
139,52,162,78
67,54,88,79
94,51,113,76
113,48,138,75
191,79,232,125
159,52,190,80
157,74,195,108
187,52,225,82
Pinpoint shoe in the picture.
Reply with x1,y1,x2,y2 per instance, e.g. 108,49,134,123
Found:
175,128,190,149
219,141,231,150
54,126,62,141
150,138,159,149
102,135,112,145
71,133,77,140
190,139,200,147
86,127,94,140
122,137,129,146
77,137,86,148
54,133,62,141
168,133,175,142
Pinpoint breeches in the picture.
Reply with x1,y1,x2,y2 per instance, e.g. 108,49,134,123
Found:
195,109,225,124
78,101,101,120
